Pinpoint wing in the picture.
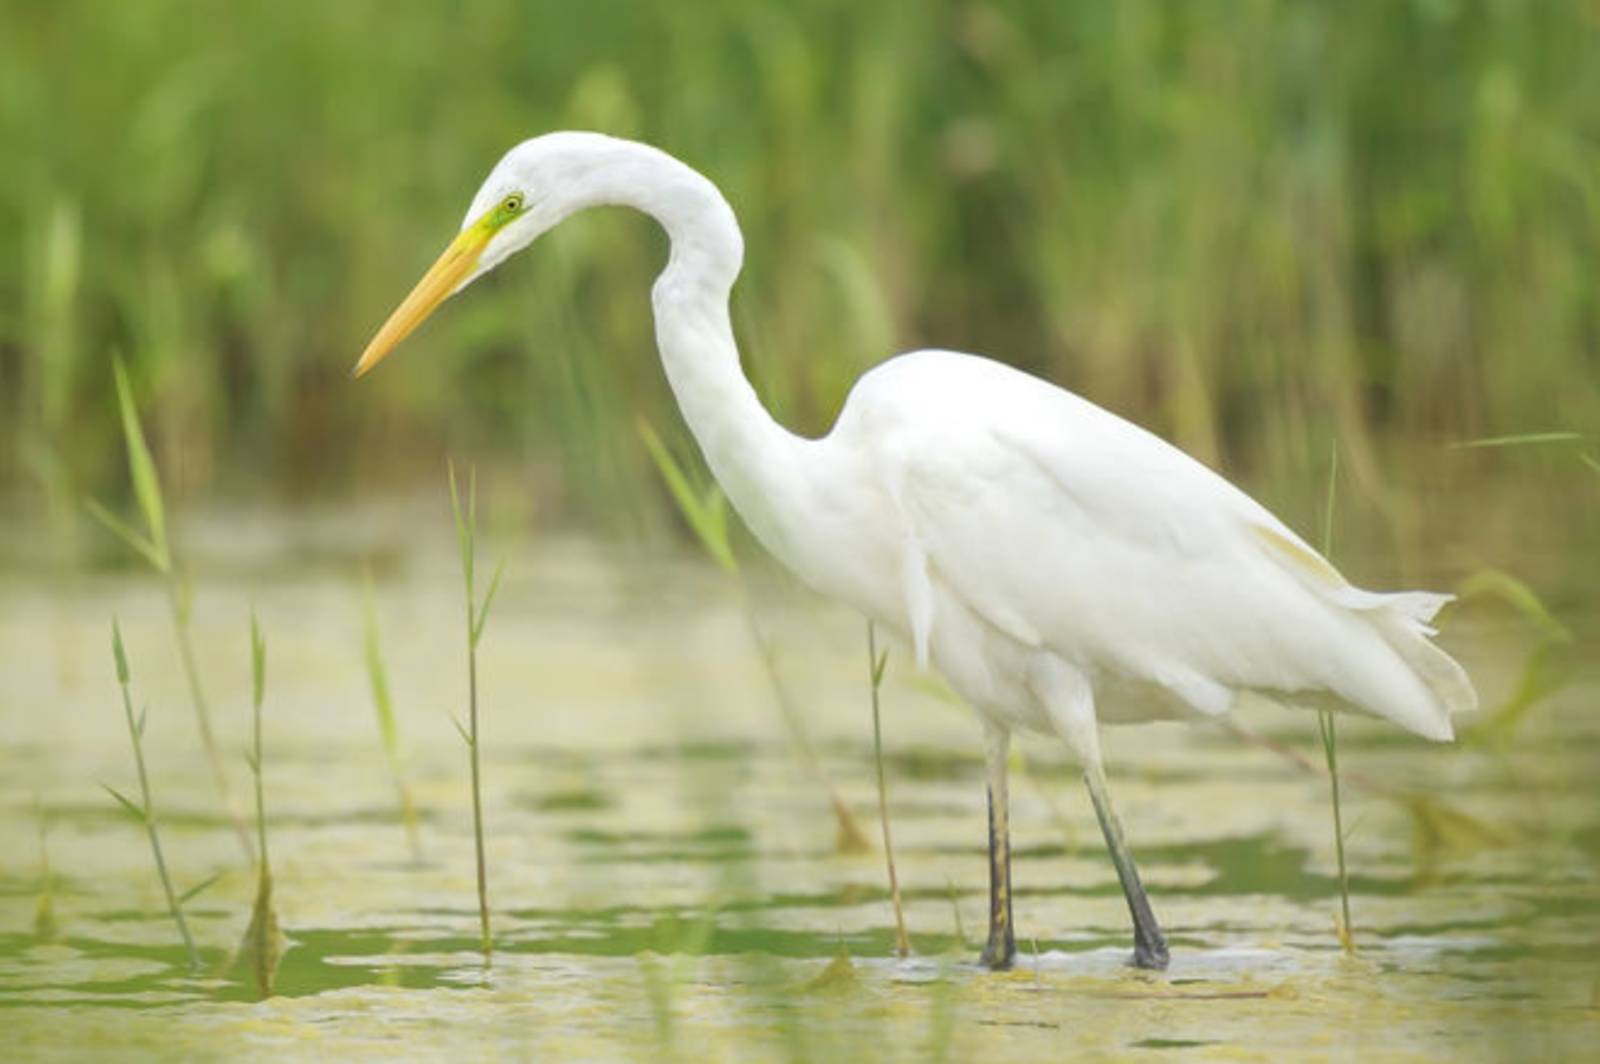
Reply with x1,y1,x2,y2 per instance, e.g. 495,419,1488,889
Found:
847,350,1472,737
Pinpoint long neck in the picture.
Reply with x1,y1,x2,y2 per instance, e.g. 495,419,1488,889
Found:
580,140,812,560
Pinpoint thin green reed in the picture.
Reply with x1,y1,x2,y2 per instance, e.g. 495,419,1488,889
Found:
248,614,269,869
105,620,204,971
1318,445,1354,953
639,421,871,854
363,572,422,862
449,462,503,964
33,794,58,943
237,612,282,997
866,623,910,958
87,357,251,859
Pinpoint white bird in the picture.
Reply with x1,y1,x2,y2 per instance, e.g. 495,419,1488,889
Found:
353,132,1477,970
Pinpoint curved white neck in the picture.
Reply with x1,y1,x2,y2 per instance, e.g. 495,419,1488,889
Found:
571,141,812,561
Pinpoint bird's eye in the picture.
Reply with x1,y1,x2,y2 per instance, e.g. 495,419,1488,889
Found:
503,193,524,213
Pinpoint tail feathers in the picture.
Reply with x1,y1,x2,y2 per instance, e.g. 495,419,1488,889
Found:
1330,586,1453,634
1366,601,1478,741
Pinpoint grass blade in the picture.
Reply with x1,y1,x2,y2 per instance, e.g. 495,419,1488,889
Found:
234,611,283,997
110,356,170,572
362,572,422,861
178,871,224,907
1456,568,1571,643
363,577,399,755
111,619,130,683
1318,443,1354,954
638,421,737,574
250,612,266,711
638,420,867,852
100,782,147,823
449,463,494,964
33,796,59,943
473,558,506,646
867,622,910,958
108,620,200,970
100,366,250,858
84,499,167,571
1450,431,1582,449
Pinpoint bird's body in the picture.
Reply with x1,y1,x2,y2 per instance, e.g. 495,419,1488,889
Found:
729,347,1473,748
355,131,1476,970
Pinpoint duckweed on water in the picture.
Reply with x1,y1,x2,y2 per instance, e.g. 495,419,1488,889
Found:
1,516,1594,1060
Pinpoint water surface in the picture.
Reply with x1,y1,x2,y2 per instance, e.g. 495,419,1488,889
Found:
1,502,1596,1060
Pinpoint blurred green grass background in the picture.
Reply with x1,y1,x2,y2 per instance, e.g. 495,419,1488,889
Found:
2,0,1597,550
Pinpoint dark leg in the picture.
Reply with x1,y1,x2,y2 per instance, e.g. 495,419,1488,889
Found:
979,724,1017,970
1084,763,1168,970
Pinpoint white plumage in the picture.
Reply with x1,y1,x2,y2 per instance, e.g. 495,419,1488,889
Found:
810,348,1475,750
354,132,1477,969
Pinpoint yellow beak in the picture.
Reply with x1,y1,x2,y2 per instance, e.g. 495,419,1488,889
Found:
351,223,492,378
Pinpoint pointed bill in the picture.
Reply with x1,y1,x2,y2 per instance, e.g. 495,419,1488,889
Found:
351,224,492,378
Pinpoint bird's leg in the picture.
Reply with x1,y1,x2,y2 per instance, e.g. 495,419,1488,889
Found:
1083,762,1168,970
979,723,1017,970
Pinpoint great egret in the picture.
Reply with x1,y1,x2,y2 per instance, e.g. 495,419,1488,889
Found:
353,132,1476,970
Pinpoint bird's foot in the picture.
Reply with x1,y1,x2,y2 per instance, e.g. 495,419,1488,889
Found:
979,935,1017,971
1130,932,1169,971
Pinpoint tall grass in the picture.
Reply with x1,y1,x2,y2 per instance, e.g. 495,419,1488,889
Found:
640,422,871,854
362,572,422,862
449,462,502,964
32,794,58,943
1318,446,1355,953
234,612,282,997
87,358,251,859
2,3,1595,557
105,620,208,971
866,623,910,958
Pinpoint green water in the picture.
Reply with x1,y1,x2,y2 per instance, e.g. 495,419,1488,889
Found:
1,504,1596,1060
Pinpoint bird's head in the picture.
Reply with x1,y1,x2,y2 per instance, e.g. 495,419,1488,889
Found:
351,132,616,378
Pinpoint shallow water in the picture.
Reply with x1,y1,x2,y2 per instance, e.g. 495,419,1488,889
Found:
1,501,1596,1061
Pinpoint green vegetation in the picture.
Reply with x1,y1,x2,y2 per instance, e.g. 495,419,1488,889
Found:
1,2,1594,552
87,358,251,858
3,4,1597,1057
104,620,209,971
449,462,503,964
362,572,423,862
32,795,58,943
641,421,871,854
1317,445,1354,953
866,622,910,958
233,612,283,997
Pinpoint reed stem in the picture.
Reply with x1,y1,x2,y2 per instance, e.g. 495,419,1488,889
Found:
867,622,910,958
167,579,253,860
1319,444,1355,953
110,620,200,971
450,462,499,964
